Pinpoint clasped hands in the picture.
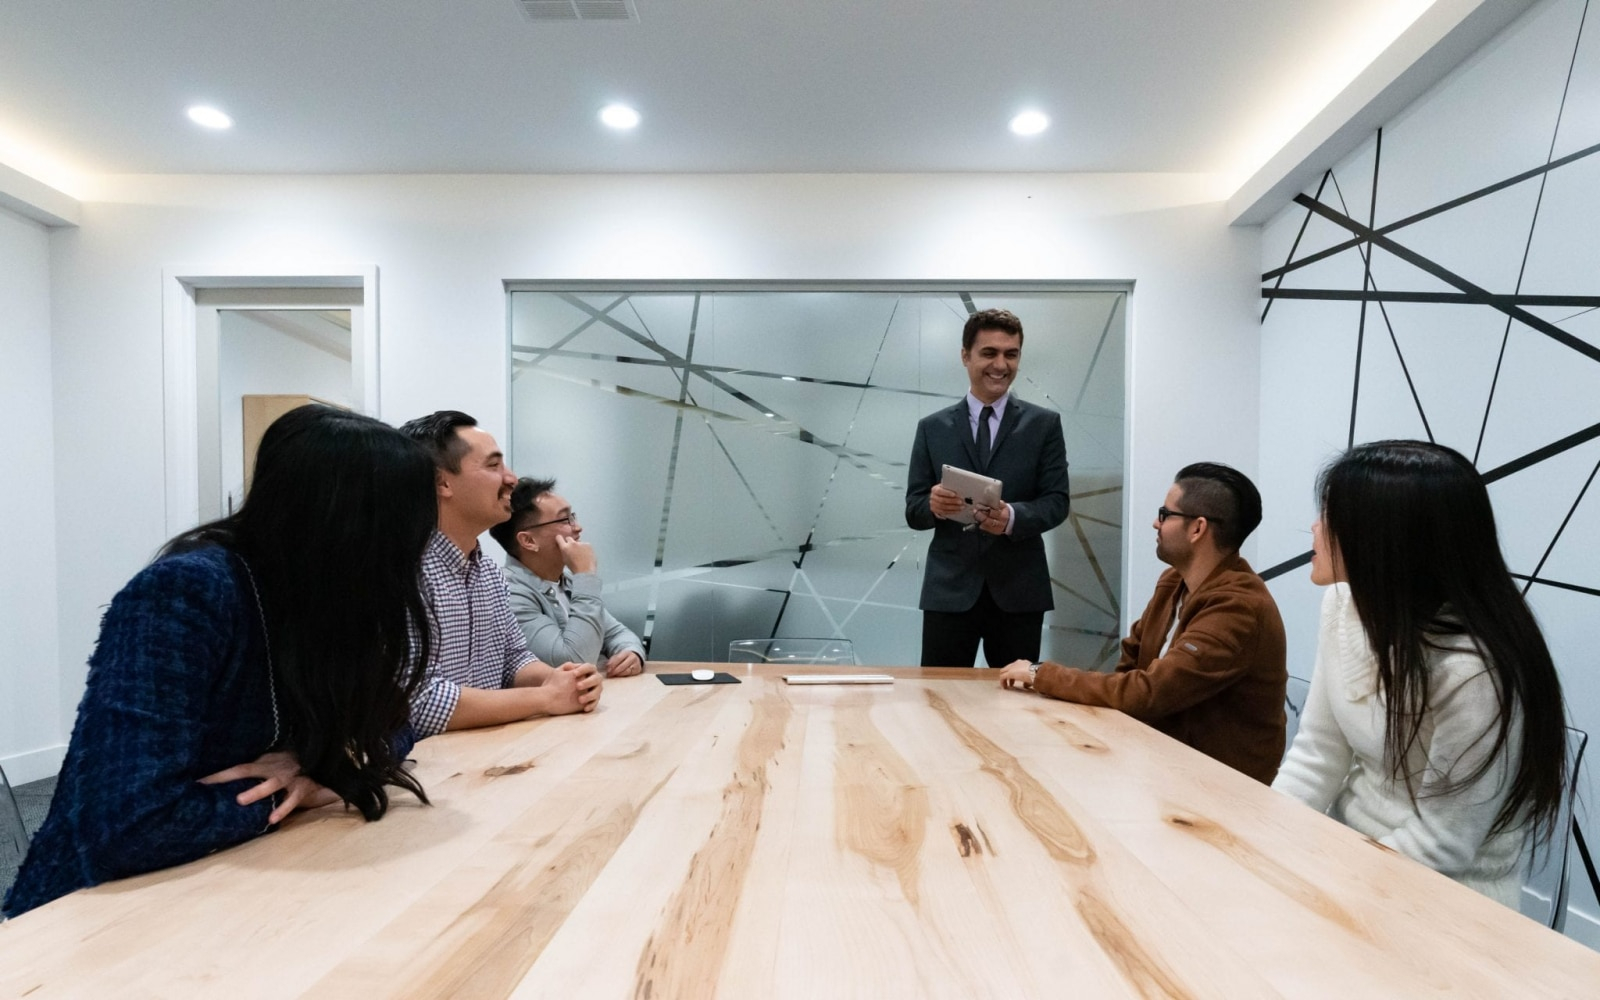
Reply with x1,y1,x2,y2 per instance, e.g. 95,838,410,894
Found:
929,484,1010,535
538,660,605,713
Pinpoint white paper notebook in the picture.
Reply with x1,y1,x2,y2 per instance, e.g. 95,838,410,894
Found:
782,674,895,685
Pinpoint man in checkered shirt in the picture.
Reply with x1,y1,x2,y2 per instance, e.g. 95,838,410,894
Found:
401,410,603,737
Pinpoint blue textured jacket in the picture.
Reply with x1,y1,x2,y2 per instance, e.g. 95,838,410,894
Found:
2,546,414,918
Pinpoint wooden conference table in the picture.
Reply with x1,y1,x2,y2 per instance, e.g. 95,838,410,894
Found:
3,666,1598,998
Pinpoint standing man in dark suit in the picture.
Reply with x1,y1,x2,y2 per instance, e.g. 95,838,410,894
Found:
905,308,1071,667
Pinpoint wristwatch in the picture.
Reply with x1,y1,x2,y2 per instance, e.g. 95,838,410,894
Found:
1027,662,1041,687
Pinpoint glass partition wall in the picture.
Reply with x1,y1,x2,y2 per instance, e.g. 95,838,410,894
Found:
507,285,1126,667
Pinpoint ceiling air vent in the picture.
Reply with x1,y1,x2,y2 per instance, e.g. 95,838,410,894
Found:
517,0,638,21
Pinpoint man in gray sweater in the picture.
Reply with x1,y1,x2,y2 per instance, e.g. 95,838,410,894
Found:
488,477,646,677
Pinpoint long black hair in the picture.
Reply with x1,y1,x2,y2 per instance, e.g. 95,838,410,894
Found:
163,405,435,819
1319,440,1566,842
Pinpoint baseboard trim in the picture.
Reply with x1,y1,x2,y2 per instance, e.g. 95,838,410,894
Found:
0,745,66,786
1520,885,1600,951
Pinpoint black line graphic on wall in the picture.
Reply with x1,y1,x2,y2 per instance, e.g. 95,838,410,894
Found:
1257,0,1597,594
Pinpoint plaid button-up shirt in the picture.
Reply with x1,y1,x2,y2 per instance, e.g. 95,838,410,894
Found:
410,530,540,737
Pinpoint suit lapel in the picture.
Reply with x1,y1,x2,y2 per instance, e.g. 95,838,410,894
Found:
989,397,1024,464
951,400,980,468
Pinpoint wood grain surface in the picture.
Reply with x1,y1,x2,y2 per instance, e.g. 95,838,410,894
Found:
3,665,1597,999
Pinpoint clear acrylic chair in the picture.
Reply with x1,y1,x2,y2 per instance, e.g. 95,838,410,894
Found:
1282,674,1312,758
727,638,858,665
1523,726,1588,932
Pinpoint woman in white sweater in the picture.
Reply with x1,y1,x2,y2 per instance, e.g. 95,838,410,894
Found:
1273,441,1568,907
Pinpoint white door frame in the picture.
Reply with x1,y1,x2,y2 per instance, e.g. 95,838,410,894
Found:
161,264,379,536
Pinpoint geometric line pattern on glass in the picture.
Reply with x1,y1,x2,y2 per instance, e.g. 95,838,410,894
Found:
511,345,950,399
1074,293,1127,411
701,412,787,544
640,292,702,651
1049,574,1119,621
1050,480,1124,641
1069,510,1121,619
511,288,1124,663
834,539,919,637
801,297,906,557
513,363,910,484
552,291,860,431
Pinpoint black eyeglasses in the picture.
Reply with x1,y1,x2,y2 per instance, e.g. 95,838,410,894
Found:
523,510,577,530
1157,506,1223,524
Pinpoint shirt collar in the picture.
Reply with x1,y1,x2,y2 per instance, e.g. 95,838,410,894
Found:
428,529,480,573
966,392,1010,421
502,556,537,584
503,554,565,593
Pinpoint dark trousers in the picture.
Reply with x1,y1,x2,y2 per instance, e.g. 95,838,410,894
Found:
920,585,1044,668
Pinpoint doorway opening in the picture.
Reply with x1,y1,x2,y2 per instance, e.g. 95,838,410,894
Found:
162,269,377,534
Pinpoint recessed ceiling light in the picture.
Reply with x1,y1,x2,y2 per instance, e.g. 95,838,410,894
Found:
186,105,233,130
599,104,641,130
1009,110,1049,137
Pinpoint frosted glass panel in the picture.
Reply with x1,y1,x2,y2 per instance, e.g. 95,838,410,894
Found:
509,288,1125,666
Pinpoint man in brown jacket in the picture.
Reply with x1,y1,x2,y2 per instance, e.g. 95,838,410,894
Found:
998,463,1287,784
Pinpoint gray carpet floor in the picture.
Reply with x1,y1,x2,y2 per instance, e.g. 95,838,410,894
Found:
1,774,58,903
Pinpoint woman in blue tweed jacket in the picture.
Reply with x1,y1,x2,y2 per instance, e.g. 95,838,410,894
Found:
3,406,435,917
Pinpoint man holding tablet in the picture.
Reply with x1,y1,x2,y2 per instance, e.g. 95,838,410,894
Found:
905,308,1071,667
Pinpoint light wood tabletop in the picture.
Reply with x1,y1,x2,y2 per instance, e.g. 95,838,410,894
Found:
3,665,1598,998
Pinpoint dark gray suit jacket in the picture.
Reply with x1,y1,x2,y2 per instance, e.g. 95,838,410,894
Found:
905,396,1070,614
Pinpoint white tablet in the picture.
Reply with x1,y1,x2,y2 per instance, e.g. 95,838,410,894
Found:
939,465,1004,524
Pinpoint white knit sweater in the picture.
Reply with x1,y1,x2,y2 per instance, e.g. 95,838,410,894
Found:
1273,583,1525,906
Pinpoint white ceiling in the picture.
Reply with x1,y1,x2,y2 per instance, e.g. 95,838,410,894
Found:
0,0,1431,183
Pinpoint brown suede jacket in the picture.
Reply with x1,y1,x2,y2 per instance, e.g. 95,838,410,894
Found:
1034,554,1287,784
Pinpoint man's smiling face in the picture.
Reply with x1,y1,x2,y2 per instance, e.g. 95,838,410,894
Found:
962,327,1021,404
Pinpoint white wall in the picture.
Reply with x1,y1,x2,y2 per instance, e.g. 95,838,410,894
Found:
1258,0,1600,940
216,310,352,509
0,203,62,784
35,170,1259,754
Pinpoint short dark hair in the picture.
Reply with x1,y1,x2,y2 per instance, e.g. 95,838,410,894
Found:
961,308,1024,351
489,476,558,555
1173,462,1261,551
398,410,477,473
